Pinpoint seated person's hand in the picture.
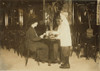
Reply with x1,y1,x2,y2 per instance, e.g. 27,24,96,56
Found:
40,33,46,38
40,35,44,38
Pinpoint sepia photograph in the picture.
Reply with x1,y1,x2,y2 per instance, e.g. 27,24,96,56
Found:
0,0,100,71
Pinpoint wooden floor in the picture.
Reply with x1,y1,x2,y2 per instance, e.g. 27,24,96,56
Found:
0,46,99,71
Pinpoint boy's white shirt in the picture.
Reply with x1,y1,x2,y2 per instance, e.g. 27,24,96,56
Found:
56,12,72,47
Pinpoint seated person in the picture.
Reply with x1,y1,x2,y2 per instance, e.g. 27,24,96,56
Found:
25,20,48,61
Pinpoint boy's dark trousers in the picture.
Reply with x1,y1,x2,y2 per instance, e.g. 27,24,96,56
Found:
60,47,70,68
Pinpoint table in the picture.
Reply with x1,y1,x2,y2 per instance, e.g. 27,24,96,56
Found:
41,39,61,66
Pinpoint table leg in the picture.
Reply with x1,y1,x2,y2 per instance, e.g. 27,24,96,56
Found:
48,40,52,66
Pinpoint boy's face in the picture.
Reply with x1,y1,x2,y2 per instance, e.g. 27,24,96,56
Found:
56,19,62,26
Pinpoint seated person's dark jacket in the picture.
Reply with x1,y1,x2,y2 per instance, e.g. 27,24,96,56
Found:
26,27,41,42
25,26,48,60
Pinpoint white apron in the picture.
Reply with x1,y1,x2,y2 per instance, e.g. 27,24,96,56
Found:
57,13,72,47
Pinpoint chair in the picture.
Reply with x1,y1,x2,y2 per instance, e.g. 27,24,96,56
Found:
25,49,29,66
25,48,43,66
35,48,43,66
